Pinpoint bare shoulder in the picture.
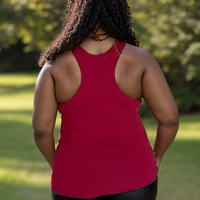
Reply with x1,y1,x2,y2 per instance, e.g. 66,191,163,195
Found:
47,50,74,71
125,43,154,59
39,50,74,79
124,43,159,70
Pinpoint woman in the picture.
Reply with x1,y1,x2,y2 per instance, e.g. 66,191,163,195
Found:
32,0,179,200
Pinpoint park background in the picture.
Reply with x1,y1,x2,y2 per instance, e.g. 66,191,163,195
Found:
0,0,199,199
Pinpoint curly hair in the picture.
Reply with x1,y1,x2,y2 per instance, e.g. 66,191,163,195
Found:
38,0,140,67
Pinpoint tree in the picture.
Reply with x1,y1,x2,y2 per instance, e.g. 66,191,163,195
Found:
130,0,200,112
0,0,66,52
0,0,199,112
0,0,66,71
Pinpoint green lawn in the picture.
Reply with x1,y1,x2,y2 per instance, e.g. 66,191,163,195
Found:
0,73,199,200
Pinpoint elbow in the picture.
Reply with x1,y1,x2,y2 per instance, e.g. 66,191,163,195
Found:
33,129,47,139
158,114,179,127
32,120,54,138
33,129,45,138
168,116,179,126
33,126,53,138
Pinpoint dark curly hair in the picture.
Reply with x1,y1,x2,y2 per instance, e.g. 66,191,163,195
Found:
38,0,140,67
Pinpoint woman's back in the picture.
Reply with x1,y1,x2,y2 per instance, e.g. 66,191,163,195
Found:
49,37,145,104
50,38,158,198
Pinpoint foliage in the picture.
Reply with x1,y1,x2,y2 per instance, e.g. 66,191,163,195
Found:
0,0,65,52
131,0,200,80
0,0,200,112
0,0,66,71
129,0,200,112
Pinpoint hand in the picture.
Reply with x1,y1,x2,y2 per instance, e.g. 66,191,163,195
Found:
153,151,161,170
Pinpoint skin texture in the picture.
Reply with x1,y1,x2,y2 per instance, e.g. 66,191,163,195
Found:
32,34,179,170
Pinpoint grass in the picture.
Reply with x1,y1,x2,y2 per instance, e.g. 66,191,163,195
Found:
0,73,199,200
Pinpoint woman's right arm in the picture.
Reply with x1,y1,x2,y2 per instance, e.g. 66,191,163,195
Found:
32,62,58,169
141,49,179,169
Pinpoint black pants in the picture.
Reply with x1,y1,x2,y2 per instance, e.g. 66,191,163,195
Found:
52,176,158,200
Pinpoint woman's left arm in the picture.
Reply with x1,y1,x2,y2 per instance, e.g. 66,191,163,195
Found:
140,49,179,169
32,63,58,169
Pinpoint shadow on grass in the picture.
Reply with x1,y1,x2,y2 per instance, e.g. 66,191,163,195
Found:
0,109,59,199
0,84,35,96
0,110,60,161
0,109,200,200
157,139,200,200
0,179,51,200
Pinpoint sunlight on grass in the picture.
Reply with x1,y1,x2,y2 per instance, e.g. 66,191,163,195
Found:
0,73,37,86
144,115,200,141
0,109,61,128
0,158,50,187
1,73,200,200
176,115,200,140
146,126,200,141
0,73,37,111
0,101,33,110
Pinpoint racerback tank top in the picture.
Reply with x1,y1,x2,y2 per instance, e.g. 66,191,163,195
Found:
51,39,158,198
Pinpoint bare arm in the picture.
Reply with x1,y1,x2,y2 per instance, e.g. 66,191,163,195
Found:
32,63,58,169
141,49,179,169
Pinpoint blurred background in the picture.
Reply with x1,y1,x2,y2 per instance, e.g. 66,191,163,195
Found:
0,0,199,199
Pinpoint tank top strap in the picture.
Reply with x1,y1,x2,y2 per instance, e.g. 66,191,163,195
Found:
61,39,130,109
113,39,126,56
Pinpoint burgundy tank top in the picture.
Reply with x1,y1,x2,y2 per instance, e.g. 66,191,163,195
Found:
51,39,158,198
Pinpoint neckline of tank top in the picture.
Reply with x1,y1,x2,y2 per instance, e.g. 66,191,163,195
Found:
77,39,119,57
